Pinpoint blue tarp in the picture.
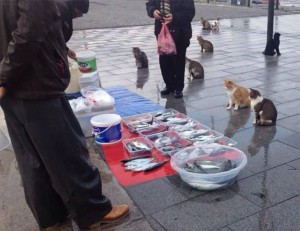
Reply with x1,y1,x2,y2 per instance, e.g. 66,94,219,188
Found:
66,86,164,117
105,86,164,117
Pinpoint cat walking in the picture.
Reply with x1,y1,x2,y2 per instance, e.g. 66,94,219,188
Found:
197,36,214,52
249,88,277,126
224,79,250,111
132,47,148,69
185,57,204,79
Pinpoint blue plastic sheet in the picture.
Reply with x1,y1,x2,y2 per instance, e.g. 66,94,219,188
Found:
105,86,164,117
66,86,164,117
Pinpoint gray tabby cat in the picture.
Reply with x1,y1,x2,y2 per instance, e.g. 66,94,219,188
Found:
132,47,148,69
185,57,204,79
249,88,277,126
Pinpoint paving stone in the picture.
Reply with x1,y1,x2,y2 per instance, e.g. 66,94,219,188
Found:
125,179,188,215
151,189,261,231
231,164,300,208
228,195,300,231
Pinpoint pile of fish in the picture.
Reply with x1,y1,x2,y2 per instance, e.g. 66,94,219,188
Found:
125,115,168,135
147,131,192,156
125,140,151,153
183,158,237,174
121,156,167,172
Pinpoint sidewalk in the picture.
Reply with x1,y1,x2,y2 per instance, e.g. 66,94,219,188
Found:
1,14,300,231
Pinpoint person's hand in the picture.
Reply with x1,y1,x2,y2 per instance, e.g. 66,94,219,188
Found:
163,13,173,24
153,10,163,20
0,87,7,99
67,49,77,61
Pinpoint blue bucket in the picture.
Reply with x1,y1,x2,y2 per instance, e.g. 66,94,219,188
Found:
90,114,122,145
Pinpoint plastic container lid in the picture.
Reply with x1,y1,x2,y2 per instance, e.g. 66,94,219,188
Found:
77,50,96,61
90,114,121,127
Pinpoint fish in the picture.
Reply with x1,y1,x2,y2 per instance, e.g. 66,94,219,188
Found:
166,117,189,125
154,111,176,121
132,140,150,150
125,160,167,172
120,154,152,163
192,158,236,173
154,136,174,146
184,162,207,173
124,158,154,168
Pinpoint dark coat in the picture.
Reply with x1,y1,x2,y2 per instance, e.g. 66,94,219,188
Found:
56,0,74,43
146,0,195,46
0,0,70,99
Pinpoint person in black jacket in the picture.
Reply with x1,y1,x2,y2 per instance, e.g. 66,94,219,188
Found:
0,0,129,230
146,0,195,99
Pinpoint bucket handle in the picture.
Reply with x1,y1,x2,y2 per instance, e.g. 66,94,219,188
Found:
92,123,114,136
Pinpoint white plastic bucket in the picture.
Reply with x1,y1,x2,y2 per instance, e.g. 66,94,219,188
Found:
90,114,122,145
77,50,97,73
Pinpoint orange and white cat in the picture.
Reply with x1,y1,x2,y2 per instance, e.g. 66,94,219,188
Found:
224,79,250,111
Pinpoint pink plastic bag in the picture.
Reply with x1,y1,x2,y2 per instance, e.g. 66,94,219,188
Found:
157,23,177,55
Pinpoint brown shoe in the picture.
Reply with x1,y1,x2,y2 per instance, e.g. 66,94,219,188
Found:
88,204,129,228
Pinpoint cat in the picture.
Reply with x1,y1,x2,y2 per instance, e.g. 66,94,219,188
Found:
249,88,277,126
200,17,211,30
132,47,148,69
185,57,204,79
197,36,214,52
224,79,250,111
211,18,220,31
263,32,281,56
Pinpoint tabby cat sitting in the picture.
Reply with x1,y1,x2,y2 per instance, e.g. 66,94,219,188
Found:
200,17,211,30
185,57,204,79
197,36,214,52
224,79,250,111
132,47,148,69
249,88,277,126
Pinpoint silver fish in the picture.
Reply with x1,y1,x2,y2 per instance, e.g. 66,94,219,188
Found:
132,140,150,150
193,158,236,173
154,136,173,146
124,158,154,167
166,117,189,125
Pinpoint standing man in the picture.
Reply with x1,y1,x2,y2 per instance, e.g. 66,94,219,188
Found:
146,0,195,99
0,0,129,230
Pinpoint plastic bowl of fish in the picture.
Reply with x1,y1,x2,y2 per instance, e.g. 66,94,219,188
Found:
170,143,247,191
122,137,153,156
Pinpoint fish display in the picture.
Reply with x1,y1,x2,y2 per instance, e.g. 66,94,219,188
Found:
183,158,237,174
122,157,167,172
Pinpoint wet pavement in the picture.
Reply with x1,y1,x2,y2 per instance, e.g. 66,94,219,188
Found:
1,12,300,231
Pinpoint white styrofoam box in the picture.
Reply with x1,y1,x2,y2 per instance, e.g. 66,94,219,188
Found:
79,71,100,90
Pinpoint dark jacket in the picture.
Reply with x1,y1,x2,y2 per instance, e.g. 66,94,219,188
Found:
56,0,74,43
0,0,70,99
146,0,195,45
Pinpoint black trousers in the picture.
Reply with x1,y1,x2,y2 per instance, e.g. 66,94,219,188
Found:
0,96,112,229
159,38,187,92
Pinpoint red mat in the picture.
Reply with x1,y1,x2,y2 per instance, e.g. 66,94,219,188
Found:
101,124,177,187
